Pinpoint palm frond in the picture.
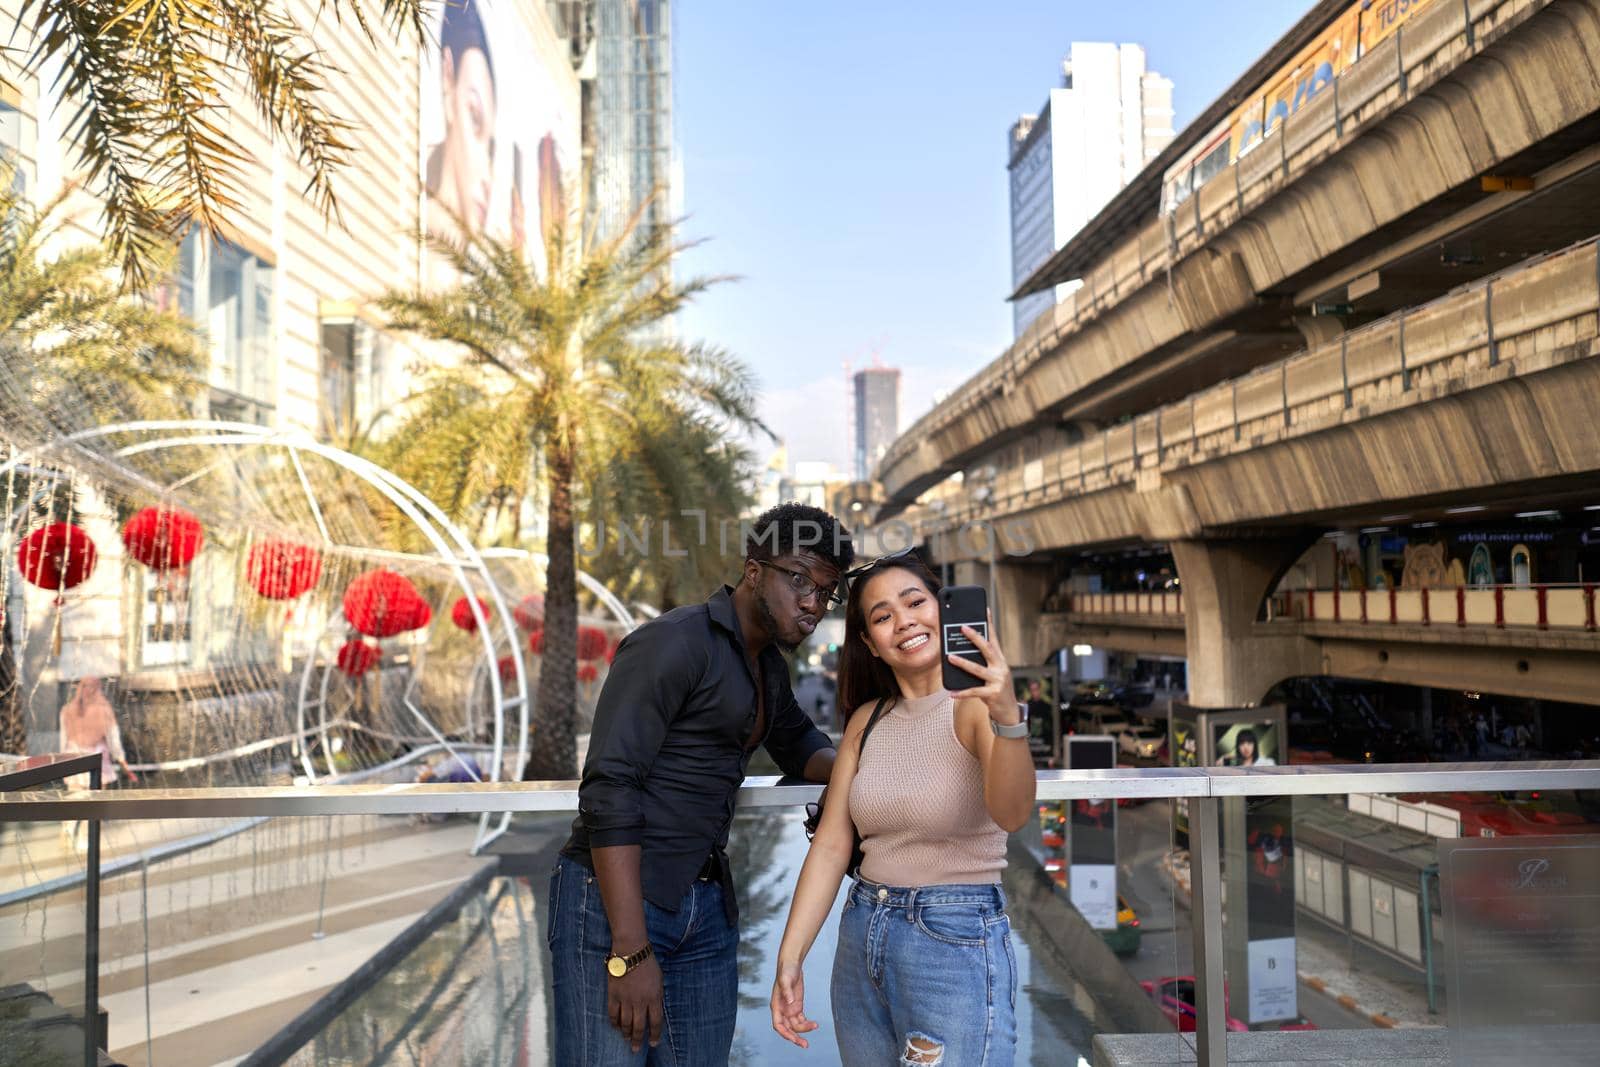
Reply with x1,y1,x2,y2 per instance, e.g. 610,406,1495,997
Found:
8,0,427,285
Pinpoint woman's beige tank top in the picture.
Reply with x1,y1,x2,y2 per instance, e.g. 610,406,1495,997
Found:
848,688,1007,887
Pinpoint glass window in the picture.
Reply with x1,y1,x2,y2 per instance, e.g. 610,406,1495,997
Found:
172,234,274,422
319,320,391,441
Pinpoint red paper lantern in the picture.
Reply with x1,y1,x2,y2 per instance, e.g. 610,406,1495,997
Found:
247,540,323,600
121,506,203,571
336,639,382,677
527,627,545,656
513,593,545,631
577,662,600,684
450,595,488,632
17,523,97,591
497,655,520,683
577,625,609,662
343,569,432,638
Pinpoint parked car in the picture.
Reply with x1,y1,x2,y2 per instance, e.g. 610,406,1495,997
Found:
1140,976,1318,1033
1119,724,1166,760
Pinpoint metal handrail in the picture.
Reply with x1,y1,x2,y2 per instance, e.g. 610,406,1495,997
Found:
5,761,1596,820
7,759,1598,1067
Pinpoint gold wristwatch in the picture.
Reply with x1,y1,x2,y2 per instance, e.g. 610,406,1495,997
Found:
606,942,653,977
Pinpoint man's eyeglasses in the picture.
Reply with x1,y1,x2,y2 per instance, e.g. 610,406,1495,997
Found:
756,560,844,609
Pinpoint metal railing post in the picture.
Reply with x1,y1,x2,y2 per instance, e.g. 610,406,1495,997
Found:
86,764,101,1067
1190,795,1228,1066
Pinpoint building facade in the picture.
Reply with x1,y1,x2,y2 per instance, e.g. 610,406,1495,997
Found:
546,0,677,242
0,0,579,745
854,366,901,483
1009,43,1174,337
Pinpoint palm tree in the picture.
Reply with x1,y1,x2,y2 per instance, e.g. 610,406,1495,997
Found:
378,207,767,779
7,0,426,286
0,181,203,432
581,411,757,611
0,177,204,754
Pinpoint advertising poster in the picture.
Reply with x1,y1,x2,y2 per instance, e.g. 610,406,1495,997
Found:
421,0,578,273
1213,722,1280,768
1214,719,1295,1023
1067,736,1118,930
1013,667,1060,765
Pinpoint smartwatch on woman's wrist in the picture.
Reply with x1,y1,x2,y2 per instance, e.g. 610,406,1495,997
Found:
990,702,1030,739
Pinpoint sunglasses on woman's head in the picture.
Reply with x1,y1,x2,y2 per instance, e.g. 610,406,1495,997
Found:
841,546,919,583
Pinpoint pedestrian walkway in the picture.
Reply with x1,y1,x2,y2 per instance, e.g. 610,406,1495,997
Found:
1161,849,1442,1030
1,814,492,1067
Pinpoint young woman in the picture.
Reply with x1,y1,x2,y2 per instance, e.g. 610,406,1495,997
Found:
769,553,1036,1066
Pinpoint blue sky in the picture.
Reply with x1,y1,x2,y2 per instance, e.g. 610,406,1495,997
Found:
675,0,1308,474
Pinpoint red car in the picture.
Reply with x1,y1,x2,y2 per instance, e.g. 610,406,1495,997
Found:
1139,976,1317,1033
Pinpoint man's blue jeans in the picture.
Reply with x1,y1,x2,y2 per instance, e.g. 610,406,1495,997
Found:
548,857,739,1066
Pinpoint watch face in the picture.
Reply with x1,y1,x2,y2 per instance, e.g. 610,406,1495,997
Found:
607,956,627,977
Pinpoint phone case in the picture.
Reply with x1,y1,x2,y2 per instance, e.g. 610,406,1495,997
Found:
939,585,989,691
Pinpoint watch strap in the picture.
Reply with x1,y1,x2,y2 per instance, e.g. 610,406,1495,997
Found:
608,942,653,975
991,711,1029,739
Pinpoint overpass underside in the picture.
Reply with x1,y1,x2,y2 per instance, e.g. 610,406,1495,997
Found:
1036,610,1599,706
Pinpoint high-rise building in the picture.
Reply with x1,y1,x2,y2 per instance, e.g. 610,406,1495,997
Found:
546,0,676,241
1009,43,1174,337
854,367,901,483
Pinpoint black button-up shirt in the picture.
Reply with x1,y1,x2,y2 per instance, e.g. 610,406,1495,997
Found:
560,586,832,925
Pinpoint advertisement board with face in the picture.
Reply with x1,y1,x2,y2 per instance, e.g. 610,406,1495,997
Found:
1013,667,1060,765
421,0,578,274
1213,722,1280,768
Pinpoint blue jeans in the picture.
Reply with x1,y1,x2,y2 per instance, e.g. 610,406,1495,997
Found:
548,858,739,1066
831,877,1017,1067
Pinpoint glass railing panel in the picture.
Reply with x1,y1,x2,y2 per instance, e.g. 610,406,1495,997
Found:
1,754,103,1067
1,816,95,1067
1211,786,1600,1064
5,764,1599,1065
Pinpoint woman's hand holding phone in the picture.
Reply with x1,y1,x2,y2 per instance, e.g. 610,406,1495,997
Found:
945,610,1020,727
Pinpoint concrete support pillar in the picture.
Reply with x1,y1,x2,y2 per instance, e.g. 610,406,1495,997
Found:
1171,537,1319,708
993,559,1055,663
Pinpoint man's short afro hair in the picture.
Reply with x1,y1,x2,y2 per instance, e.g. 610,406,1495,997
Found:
744,502,855,572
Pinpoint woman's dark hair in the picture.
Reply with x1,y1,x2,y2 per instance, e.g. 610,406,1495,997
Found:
1236,728,1259,753
837,552,941,722
440,0,495,87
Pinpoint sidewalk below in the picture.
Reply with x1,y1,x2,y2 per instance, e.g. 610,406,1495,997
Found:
1161,848,1444,1030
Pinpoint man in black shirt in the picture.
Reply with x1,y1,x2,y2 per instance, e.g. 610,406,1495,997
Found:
550,503,853,1065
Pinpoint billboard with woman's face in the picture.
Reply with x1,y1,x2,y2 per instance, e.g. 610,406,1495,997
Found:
1214,722,1280,767
421,0,578,274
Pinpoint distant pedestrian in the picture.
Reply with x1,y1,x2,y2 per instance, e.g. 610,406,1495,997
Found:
58,678,134,789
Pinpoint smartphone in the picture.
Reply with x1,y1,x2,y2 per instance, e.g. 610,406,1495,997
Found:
939,585,989,691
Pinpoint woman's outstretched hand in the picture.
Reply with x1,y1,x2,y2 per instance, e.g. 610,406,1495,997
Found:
771,960,819,1048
